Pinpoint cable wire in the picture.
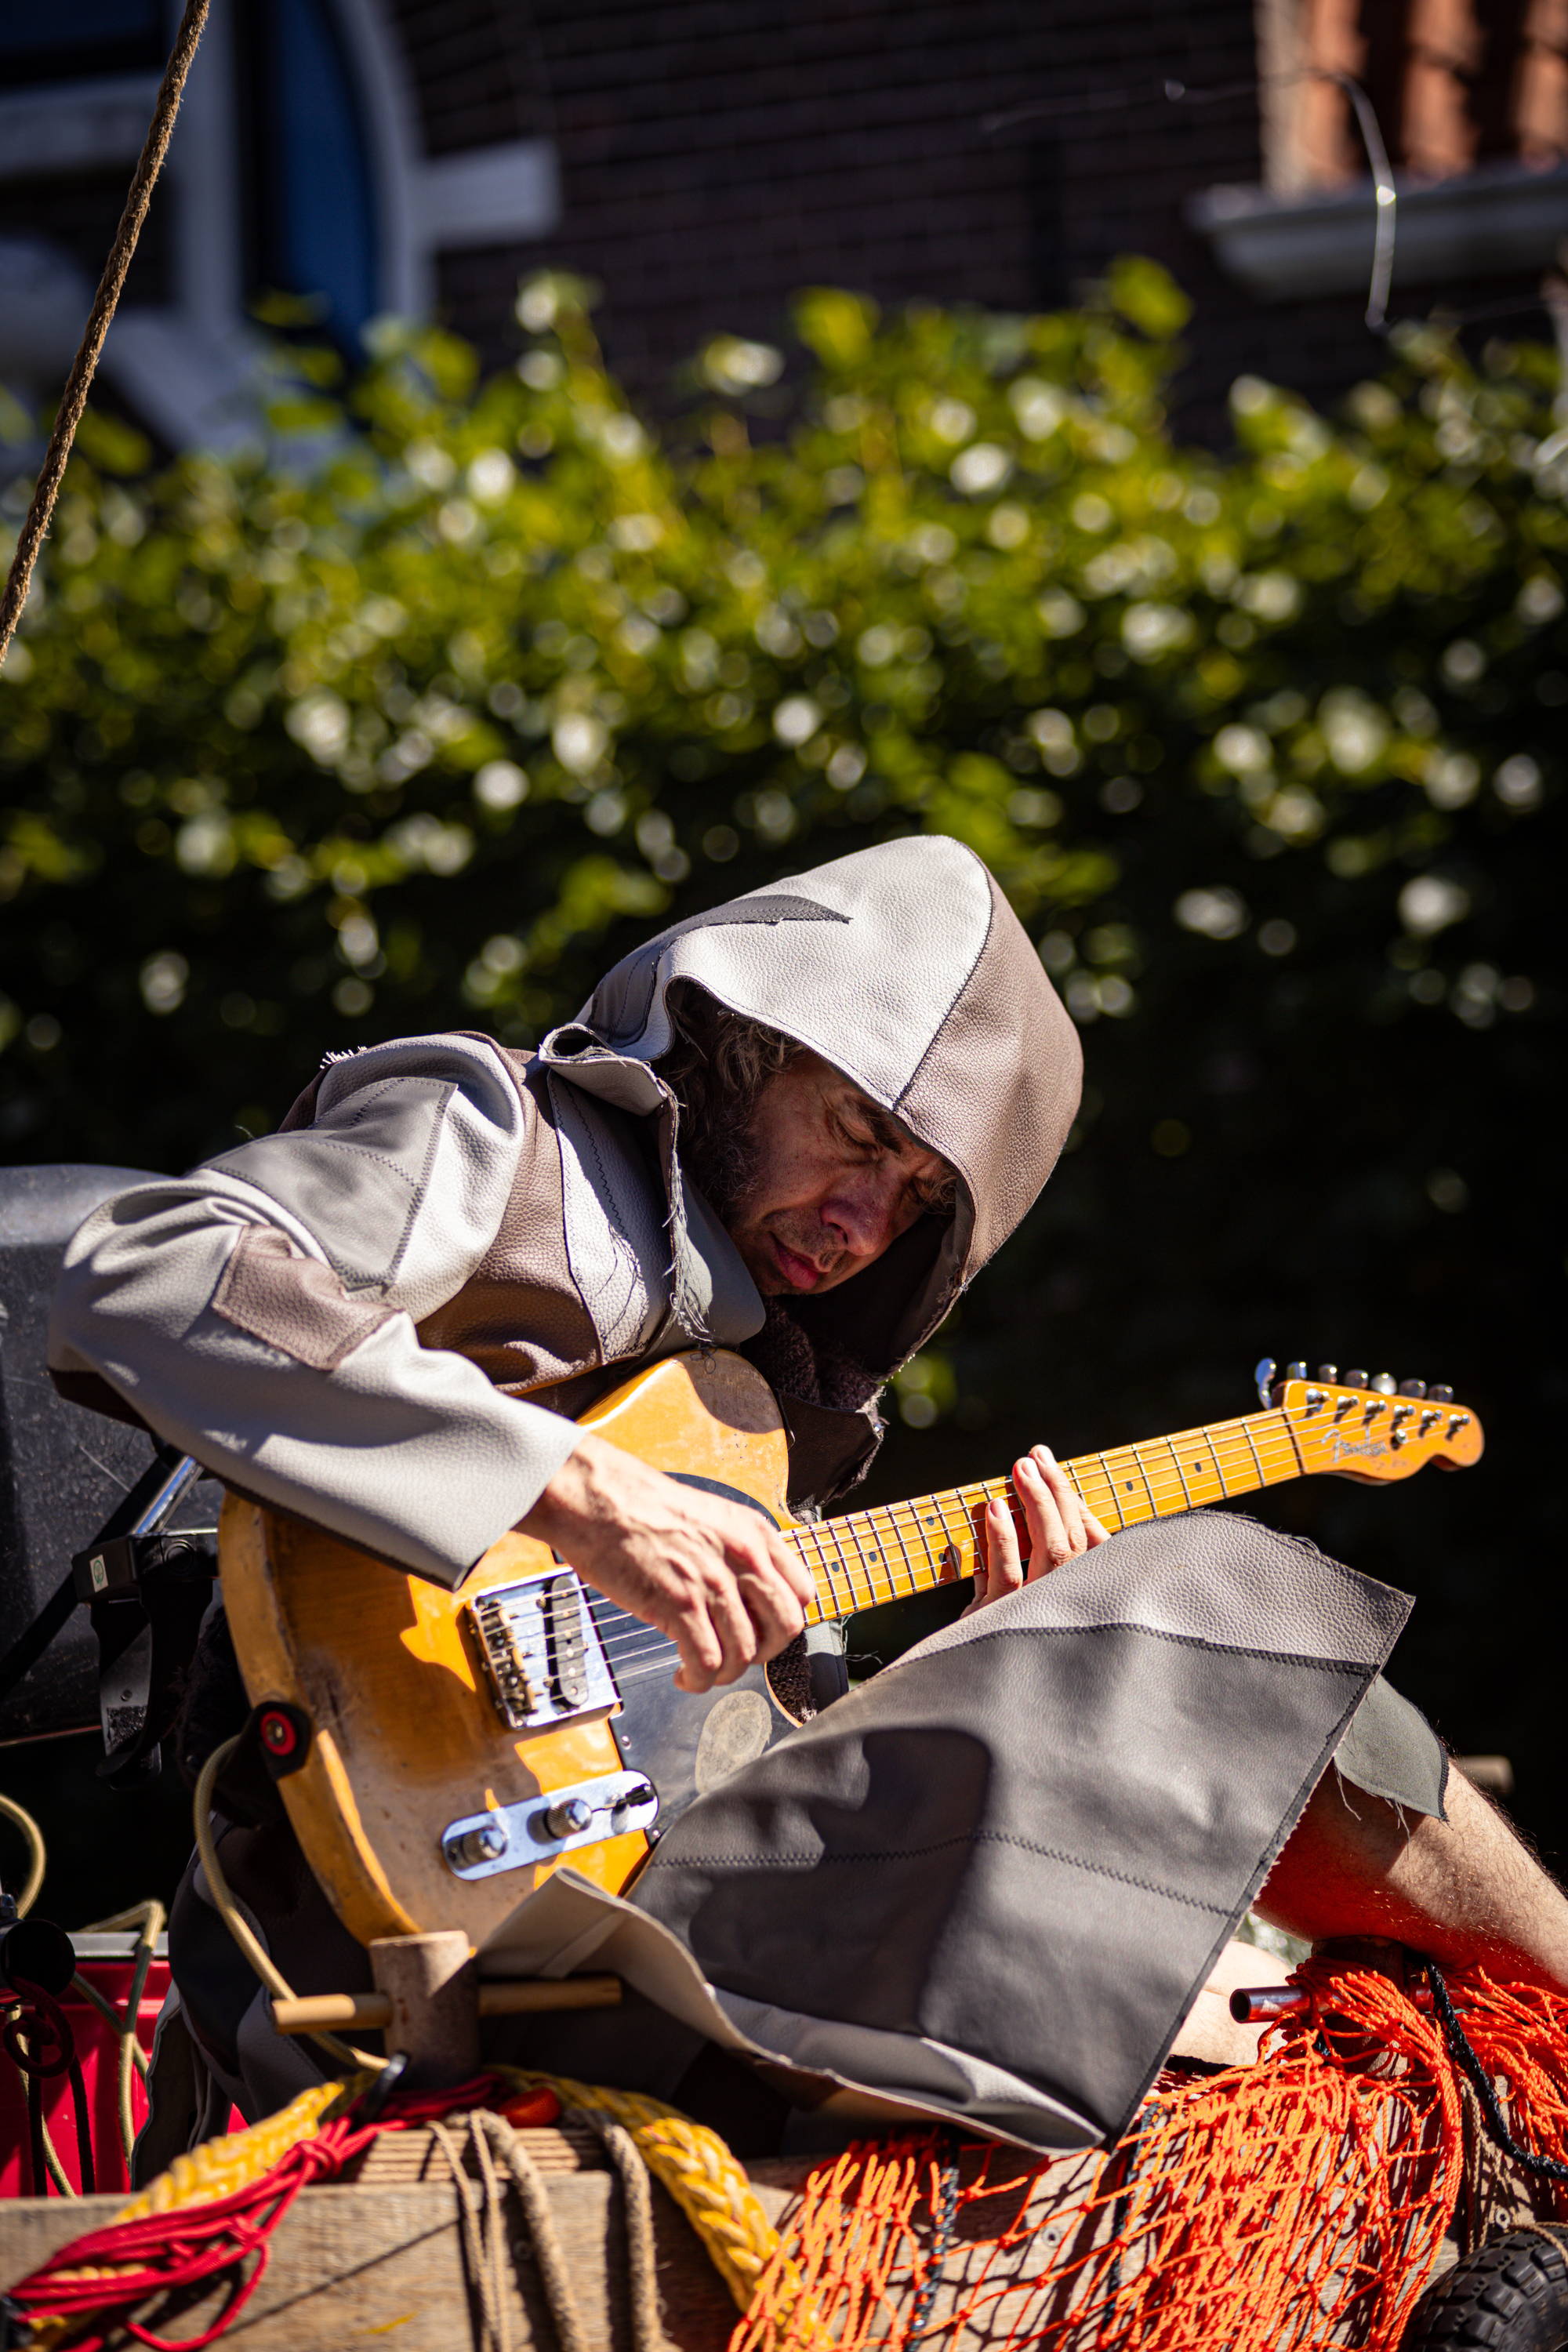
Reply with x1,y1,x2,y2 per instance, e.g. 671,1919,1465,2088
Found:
193,1737,386,2077
0,1793,47,1918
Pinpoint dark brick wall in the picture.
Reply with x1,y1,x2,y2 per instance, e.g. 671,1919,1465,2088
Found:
0,169,171,308
405,0,1403,437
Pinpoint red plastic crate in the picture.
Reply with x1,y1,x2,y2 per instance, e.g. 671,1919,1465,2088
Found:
1,1934,170,2198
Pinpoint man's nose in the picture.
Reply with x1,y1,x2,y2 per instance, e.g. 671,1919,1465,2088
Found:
824,1170,902,1258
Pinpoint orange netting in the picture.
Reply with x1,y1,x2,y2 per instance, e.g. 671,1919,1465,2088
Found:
732,1961,1568,2352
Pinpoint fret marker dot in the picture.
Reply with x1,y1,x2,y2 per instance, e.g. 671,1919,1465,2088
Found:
1125,1482,1134,1493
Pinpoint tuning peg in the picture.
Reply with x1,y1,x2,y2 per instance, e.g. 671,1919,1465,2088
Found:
1254,1357,1277,1406
1397,1379,1426,1398
1345,1369,1369,1389
1428,1385,1454,1404
1286,1360,1308,1379
1317,1364,1338,1382
1370,1373,1397,1395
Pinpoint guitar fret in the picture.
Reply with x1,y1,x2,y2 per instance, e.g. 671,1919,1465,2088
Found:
1200,1425,1232,1498
1131,1443,1160,1519
849,1519,893,1606
1237,1415,1268,1487
882,1504,918,1589
808,1522,851,1619
930,1490,968,1578
912,1502,947,1572
1167,1438,1196,1510
1074,1454,1124,1531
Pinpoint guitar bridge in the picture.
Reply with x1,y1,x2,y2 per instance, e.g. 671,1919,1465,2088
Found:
468,1570,619,1733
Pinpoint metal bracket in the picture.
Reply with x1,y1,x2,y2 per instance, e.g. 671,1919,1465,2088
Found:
441,1770,659,1881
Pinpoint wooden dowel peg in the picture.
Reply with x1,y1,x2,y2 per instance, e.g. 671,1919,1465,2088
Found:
370,1931,479,2087
270,1973,622,2038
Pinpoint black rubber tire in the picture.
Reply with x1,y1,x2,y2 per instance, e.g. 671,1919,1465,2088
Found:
1401,2230,1568,2350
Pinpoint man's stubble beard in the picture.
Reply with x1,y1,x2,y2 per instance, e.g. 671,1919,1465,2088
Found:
682,1117,837,1295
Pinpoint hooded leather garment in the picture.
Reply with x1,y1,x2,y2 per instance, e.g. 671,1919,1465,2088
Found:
49,836,1081,1572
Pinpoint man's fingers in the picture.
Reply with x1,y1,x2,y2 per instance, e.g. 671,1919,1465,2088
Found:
982,1494,1024,1595
1083,1508,1112,1547
1017,1446,1095,1573
773,1533,816,1608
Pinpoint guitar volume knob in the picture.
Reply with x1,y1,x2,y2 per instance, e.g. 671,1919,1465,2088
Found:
544,1797,595,1840
447,1822,509,1870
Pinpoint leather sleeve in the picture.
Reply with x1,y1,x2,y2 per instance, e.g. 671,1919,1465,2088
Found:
47,1034,583,1588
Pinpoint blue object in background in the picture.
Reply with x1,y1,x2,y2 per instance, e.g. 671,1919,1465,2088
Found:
249,0,379,350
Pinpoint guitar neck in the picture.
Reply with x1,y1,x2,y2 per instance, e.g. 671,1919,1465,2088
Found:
796,1404,1307,1624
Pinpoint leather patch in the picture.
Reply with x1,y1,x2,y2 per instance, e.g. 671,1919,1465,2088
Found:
211,1226,394,1372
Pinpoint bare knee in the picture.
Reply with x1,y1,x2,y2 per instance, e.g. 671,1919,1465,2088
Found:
1258,1759,1568,1994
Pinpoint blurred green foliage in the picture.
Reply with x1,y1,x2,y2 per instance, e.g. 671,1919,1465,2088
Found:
3,261,1566,1854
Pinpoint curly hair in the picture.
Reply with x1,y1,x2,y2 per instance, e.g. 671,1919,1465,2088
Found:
655,981,957,1219
655,982,806,1214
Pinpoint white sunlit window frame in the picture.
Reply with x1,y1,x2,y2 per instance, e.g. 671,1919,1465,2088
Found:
0,0,560,448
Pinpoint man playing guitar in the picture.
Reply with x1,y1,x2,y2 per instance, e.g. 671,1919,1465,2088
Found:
51,837,1568,2152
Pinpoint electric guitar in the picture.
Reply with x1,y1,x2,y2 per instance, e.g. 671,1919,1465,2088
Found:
220,1353,1483,1949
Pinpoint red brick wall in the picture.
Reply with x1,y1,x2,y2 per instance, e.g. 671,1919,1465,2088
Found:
391,0,1422,434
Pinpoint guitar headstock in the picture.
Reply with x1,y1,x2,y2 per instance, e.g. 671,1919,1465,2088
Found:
1254,1359,1484,1483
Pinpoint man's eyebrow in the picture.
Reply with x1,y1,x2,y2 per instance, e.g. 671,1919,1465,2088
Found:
851,1095,923,1156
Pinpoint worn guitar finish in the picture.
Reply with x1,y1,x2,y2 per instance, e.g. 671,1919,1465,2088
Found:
220,1353,1484,1949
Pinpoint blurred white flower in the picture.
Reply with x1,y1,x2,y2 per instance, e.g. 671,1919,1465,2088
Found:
554,713,608,773
286,691,350,764
140,953,188,1015
773,695,822,746
1175,887,1248,940
1399,876,1469,935
474,760,528,811
950,442,1011,495
1122,603,1193,660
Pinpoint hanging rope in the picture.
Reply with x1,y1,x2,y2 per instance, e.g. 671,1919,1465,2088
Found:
0,0,210,673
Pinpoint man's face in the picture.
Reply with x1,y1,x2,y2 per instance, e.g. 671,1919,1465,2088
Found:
723,1050,953,1297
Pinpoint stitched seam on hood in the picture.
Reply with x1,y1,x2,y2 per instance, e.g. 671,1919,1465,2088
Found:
891,851,996,1126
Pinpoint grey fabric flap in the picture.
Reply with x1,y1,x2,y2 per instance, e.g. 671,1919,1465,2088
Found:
475,1868,1097,2150
629,1511,1411,2150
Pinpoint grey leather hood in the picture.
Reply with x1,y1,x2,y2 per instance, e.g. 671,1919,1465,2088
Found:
544,837,1082,1377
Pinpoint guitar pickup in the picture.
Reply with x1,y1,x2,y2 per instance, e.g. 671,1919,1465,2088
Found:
467,1570,619,1733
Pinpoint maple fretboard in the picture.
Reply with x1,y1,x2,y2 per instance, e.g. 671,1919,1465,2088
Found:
795,1405,1309,1623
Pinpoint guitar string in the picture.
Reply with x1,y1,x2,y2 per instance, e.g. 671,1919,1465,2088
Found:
515,1402,1414,1666
567,1414,1308,1647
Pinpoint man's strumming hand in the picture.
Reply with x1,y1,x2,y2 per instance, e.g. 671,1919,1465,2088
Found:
964,1443,1110,1616
518,1432,814,1693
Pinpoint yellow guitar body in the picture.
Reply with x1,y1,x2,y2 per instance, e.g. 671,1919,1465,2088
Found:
220,1348,793,1950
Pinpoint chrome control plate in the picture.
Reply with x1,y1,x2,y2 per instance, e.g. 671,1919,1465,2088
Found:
441,1769,659,1881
